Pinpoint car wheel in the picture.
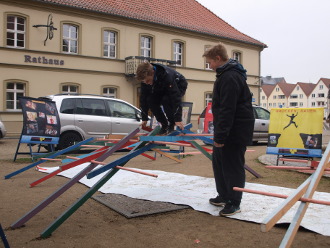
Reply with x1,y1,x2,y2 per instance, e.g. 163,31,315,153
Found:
58,132,82,150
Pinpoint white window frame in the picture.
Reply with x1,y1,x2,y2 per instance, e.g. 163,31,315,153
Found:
6,15,26,48
62,24,78,54
103,30,117,58
319,85,323,90
103,87,117,98
61,84,79,94
205,92,212,107
233,51,241,63
6,82,26,111
140,36,152,57
173,42,183,66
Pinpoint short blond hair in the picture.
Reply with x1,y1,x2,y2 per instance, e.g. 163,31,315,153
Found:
136,62,153,81
203,43,229,61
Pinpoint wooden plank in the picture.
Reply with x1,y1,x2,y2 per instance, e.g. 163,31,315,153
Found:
152,149,182,163
29,148,108,187
234,186,330,206
39,127,160,238
189,140,212,160
4,138,94,179
260,177,311,233
10,128,140,229
279,143,330,248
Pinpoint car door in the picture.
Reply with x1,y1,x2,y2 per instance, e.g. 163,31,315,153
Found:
74,98,112,138
106,100,141,135
253,106,270,141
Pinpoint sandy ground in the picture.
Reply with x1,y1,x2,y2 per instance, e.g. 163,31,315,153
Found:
1,137,330,248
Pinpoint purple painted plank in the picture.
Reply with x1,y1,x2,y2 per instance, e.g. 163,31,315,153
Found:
10,128,140,229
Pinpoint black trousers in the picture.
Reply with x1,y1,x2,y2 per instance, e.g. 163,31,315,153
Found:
148,95,175,127
212,143,246,206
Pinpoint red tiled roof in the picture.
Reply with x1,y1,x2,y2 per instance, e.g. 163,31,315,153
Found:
36,0,266,48
261,84,275,97
277,82,295,97
319,78,330,88
296,82,316,97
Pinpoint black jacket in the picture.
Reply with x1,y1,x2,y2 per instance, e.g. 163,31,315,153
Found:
212,59,255,145
140,63,187,122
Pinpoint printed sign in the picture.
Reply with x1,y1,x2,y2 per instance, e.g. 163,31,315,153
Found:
266,108,323,157
19,97,60,144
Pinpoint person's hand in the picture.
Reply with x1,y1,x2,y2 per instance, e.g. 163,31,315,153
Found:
175,122,184,130
213,142,224,147
141,121,148,128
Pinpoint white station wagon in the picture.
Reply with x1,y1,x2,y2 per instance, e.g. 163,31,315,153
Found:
42,94,145,149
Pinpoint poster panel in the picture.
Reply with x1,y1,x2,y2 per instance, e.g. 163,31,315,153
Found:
266,107,323,157
19,97,60,144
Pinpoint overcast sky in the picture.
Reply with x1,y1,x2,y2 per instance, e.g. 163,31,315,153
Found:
196,0,330,84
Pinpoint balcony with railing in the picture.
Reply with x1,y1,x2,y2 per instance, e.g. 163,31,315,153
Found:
125,56,177,77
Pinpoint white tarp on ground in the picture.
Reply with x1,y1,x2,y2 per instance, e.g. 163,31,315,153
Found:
38,164,330,236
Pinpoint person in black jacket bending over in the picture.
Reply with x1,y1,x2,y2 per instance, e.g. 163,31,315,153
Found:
136,62,188,135
203,44,255,216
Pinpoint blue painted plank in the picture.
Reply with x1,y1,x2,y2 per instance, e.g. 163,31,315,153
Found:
4,138,94,179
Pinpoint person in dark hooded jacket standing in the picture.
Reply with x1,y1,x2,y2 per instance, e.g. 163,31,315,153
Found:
203,44,255,216
136,62,188,135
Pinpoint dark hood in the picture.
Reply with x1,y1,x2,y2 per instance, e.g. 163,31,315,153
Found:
216,59,247,80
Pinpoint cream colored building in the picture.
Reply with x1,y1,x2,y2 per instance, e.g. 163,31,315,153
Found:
0,0,266,136
260,79,330,118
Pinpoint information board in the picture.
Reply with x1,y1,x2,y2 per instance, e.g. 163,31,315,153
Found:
19,97,60,144
266,107,323,157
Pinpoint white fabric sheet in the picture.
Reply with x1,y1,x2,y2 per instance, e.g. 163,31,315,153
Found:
38,164,330,236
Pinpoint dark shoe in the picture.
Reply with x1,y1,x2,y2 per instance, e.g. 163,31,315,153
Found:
209,195,226,207
158,126,169,136
219,203,241,216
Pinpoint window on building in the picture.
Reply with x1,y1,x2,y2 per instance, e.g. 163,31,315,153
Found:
263,103,266,107
205,92,212,107
273,103,276,107
290,102,298,107
273,95,277,99
6,15,26,48
319,85,323,90
278,95,285,99
6,82,26,110
140,36,152,57
205,46,211,69
312,94,315,98
62,24,78,54
276,87,279,92
233,51,241,63
290,94,298,99
103,30,117,58
297,86,300,90
103,87,117,98
312,102,315,106
62,84,79,94
318,93,325,97
299,102,303,107
262,96,265,100
299,94,303,98
173,41,183,66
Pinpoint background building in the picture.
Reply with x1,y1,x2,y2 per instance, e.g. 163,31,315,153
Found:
0,0,266,136
260,78,330,118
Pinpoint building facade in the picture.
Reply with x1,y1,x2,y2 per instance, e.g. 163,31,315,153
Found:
260,78,330,118
1,0,266,136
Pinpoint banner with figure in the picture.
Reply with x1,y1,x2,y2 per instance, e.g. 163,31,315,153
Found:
19,97,60,144
266,108,323,157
